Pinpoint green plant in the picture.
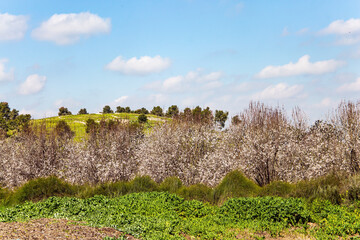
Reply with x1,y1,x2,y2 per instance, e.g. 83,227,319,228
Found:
129,176,158,193
259,181,294,198
7,176,76,205
177,184,213,202
159,177,183,193
213,170,260,203
137,113,148,123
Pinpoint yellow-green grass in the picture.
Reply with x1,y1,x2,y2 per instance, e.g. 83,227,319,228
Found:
31,113,168,141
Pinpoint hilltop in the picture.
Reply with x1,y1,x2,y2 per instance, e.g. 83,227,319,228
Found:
32,113,168,140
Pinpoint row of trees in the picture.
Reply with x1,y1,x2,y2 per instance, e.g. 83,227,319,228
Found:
58,105,229,128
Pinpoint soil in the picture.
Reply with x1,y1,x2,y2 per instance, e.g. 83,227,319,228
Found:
0,218,138,240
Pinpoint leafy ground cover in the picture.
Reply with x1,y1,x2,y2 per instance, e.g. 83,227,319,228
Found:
0,192,359,239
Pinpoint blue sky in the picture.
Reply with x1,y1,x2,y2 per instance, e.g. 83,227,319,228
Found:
0,0,359,121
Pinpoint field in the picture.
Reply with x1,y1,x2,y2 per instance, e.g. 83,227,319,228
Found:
31,113,168,140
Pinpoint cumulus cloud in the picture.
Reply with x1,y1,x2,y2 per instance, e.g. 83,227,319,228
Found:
252,83,303,100
0,59,14,81
114,96,128,104
32,12,111,45
338,78,360,92
19,74,46,95
0,13,28,41
256,55,345,79
320,18,360,45
106,55,171,75
145,69,223,92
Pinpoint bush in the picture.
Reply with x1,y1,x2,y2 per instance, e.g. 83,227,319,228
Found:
292,173,342,204
346,174,360,201
8,176,76,205
102,105,113,114
129,176,158,193
159,177,182,193
177,184,213,202
78,182,130,198
138,113,148,123
213,170,260,204
54,120,74,139
259,181,294,198
58,107,72,116
78,108,88,115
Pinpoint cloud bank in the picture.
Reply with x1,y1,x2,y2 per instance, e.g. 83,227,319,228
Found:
0,13,28,41
19,74,46,95
32,12,111,45
256,55,344,79
106,56,171,75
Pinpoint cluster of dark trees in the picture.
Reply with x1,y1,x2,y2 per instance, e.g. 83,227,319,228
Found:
58,104,229,128
0,102,31,138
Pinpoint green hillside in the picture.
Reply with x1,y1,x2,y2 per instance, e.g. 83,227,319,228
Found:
32,113,168,140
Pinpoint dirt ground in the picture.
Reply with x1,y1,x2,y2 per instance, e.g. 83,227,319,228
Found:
0,218,138,240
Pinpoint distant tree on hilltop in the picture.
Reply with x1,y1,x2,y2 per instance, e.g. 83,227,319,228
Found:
102,105,113,114
58,107,72,116
78,108,88,115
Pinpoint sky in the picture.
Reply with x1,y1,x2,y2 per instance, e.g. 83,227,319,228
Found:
0,0,359,122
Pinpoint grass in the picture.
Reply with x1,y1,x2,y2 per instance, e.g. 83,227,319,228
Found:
31,113,168,141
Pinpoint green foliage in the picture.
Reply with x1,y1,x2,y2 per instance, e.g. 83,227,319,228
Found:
177,184,213,203
85,118,98,133
134,107,149,115
259,181,294,198
78,182,130,198
54,120,74,139
159,177,183,193
151,106,163,116
58,107,72,116
7,176,76,205
116,106,126,113
77,108,88,115
102,105,113,114
166,105,179,117
2,192,356,239
129,176,158,193
0,102,31,136
215,110,229,128
213,170,260,203
137,113,148,123
292,173,342,204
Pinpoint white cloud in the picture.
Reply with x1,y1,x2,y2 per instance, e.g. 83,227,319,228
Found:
106,55,171,75
256,55,345,79
145,69,223,92
0,59,14,81
114,96,128,104
318,98,332,107
296,28,309,35
320,18,360,45
32,12,111,45
338,77,360,92
252,83,303,100
0,13,28,41
19,74,46,95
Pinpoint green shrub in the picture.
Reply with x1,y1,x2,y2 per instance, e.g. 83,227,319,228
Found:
8,176,76,205
177,184,213,202
260,181,294,198
292,173,342,204
213,170,260,204
159,177,183,193
78,182,130,198
129,176,158,193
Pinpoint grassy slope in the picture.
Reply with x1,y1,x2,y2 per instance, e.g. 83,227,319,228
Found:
32,113,168,140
